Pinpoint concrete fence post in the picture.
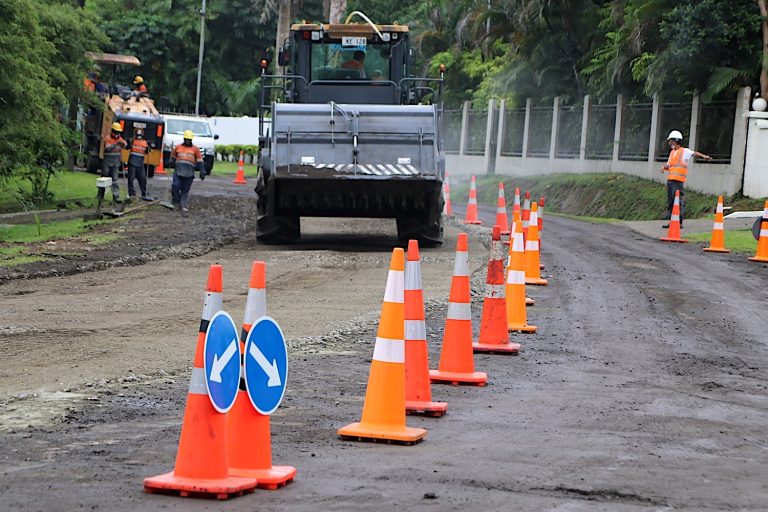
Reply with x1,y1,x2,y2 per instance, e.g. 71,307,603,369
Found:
731,86,752,172
580,94,591,160
648,93,661,162
484,98,496,174
459,100,471,156
496,99,507,161
550,96,561,160
613,93,623,162
688,94,701,150
522,98,532,159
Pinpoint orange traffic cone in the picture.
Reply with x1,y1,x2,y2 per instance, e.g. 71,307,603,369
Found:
749,201,768,262
506,211,534,306
522,191,531,238
233,151,247,185
404,240,448,417
227,262,296,489
155,154,166,175
338,248,427,444
443,172,452,215
495,183,510,234
538,197,545,232
507,220,537,333
430,233,488,386
144,265,258,500
660,190,688,243
525,202,548,286
703,195,730,253
513,187,521,218
474,226,521,354
464,175,483,225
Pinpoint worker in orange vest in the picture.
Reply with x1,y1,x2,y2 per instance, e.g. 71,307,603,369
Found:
169,130,205,212
133,76,149,97
102,122,127,207
660,130,712,228
126,128,153,201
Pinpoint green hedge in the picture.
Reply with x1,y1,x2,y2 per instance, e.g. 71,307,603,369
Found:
215,145,259,159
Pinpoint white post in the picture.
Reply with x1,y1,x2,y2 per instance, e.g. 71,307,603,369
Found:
731,86,752,169
496,99,507,161
648,93,661,162
688,94,701,150
550,96,560,160
459,100,471,156
580,94,591,160
484,98,496,173
195,0,207,116
613,93,623,162
522,98,532,159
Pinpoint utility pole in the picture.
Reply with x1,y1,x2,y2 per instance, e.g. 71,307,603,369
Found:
195,0,207,115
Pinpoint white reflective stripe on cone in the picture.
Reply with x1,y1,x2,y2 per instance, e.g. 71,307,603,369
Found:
525,241,539,251
404,261,422,291
507,270,525,285
453,252,469,276
716,204,723,213
447,301,471,320
671,214,680,221
405,320,426,341
485,283,505,298
497,207,506,214
188,367,208,395
512,233,524,252
530,211,538,224
468,197,477,204
244,288,266,324
383,270,405,303
202,292,223,321
761,229,768,238
713,222,724,230
372,337,405,363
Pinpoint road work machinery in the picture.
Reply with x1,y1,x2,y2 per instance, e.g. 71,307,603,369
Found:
256,15,445,244
83,53,164,176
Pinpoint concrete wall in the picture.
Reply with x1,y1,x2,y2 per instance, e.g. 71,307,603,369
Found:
445,88,752,196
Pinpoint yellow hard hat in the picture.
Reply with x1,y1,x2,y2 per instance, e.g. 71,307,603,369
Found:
111,122,123,132
133,76,144,84
183,129,194,140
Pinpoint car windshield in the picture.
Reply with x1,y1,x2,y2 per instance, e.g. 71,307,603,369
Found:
310,42,391,82
167,119,212,137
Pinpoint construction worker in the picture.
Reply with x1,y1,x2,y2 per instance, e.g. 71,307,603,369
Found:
133,76,148,96
341,50,366,78
102,122,127,207
169,130,205,212
126,128,153,201
661,130,712,228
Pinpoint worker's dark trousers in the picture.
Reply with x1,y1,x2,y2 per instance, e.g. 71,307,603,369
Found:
101,160,122,202
171,173,194,209
666,180,685,225
127,163,147,197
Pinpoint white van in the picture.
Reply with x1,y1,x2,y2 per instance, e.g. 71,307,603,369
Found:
162,114,219,173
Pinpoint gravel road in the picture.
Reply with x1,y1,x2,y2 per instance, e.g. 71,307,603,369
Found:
1,197,767,511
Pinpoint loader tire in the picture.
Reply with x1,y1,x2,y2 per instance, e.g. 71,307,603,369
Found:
397,215,443,247
256,214,300,244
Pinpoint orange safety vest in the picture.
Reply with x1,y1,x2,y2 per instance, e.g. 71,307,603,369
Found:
667,147,688,183
104,134,125,157
130,138,149,158
171,144,203,164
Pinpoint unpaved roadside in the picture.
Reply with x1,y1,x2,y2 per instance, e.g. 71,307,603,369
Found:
1,205,768,511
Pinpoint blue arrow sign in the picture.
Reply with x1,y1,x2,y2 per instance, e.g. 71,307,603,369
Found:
204,311,241,413
244,316,288,415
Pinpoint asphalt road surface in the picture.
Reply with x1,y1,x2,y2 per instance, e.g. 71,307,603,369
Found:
1,200,767,511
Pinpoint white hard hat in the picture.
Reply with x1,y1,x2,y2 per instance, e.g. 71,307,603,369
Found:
667,130,683,141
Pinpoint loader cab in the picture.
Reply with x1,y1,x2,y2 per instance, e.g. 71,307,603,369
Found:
282,23,410,105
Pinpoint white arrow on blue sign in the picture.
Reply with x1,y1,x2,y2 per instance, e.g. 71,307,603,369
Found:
244,316,288,415
203,311,241,413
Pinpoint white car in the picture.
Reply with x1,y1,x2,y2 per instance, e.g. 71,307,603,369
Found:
162,114,219,173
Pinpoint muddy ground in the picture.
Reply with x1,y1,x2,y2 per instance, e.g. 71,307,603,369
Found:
1,193,767,511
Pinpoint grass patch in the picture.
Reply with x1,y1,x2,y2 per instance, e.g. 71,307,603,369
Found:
547,212,620,224
453,173,767,221
82,233,121,245
0,255,49,267
212,161,259,177
0,218,109,243
0,170,98,213
685,229,758,254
